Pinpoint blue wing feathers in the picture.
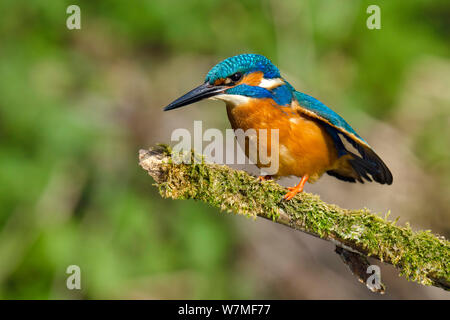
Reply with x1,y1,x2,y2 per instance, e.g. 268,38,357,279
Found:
294,91,393,185
294,91,366,144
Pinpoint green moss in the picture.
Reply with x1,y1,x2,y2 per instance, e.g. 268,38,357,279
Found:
146,146,450,290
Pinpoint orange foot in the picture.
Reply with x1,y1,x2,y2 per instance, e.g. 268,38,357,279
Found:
257,175,272,182
283,175,309,201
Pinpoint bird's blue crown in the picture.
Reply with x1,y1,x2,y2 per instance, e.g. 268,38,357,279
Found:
205,54,280,84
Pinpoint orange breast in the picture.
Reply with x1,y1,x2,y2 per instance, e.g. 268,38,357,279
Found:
226,99,338,182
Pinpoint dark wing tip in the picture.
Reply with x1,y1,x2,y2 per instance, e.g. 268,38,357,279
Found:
326,170,358,183
361,147,393,185
340,134,393,185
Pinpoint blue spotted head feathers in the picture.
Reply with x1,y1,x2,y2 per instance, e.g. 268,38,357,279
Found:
163,54,292,111
205,54,280,84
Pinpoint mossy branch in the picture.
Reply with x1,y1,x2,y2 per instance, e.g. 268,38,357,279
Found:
139,145,450,293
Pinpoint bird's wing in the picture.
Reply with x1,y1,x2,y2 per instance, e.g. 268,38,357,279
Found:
293,91,393,184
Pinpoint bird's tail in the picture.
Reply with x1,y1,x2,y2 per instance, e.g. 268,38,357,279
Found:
327,147,393,184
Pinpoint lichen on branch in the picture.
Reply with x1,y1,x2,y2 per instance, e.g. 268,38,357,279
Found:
139,145,450,292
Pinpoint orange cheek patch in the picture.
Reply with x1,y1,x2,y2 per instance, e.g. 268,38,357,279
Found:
214,78,225,86
240,71,264,86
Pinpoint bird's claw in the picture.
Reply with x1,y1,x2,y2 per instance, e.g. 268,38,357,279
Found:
283,186,304,200
283,175,309,201
257,175,272,182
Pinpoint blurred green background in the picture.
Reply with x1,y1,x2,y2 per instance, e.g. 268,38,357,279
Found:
0,0,449,299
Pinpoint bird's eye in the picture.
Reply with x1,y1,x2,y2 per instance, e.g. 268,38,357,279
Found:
229,72,242,83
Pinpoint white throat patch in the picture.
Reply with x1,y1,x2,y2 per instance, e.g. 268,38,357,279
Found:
209,94,251,106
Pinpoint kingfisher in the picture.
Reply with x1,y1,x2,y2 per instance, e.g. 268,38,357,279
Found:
164,54,393,200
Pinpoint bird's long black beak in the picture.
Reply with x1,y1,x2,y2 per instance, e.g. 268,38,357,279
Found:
163,82,225,111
